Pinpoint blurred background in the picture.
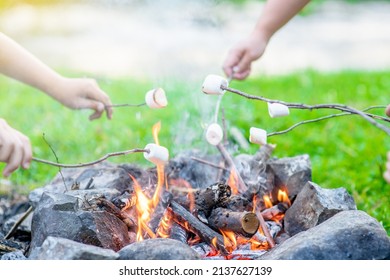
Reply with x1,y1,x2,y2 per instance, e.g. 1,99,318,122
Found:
0,0,389,232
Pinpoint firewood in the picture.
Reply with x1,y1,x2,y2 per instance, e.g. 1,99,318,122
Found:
169,221,188,244
207,208,260,238
148,191,173,232
261,202,289,220
194,182,231,220
96,197,136,230
170,200,228,255
217,195,252,212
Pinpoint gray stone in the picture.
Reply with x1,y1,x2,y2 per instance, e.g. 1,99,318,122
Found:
2,211,33,235
118,238,200,260
28,162,144,207
267,154,312,198
1,250,27,260
30,192,130,252
29,236,119,260
259,210,390,260
284,181,356,236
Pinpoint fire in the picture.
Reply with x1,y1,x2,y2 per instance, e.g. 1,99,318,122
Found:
227,168,239,195
151,121,165,205
169,178,195,212
152,121,161,145
277,189,291,206
220,230,237,253
263,195,273,208
156,210,172,238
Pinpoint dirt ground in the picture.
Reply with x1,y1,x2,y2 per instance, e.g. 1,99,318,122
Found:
0,0,390,81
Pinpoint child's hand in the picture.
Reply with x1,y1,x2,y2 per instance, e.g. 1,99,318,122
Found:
0,118,32,177
222,33,269,80
49,77,113,120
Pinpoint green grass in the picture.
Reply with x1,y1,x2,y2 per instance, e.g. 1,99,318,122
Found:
0,70,389,234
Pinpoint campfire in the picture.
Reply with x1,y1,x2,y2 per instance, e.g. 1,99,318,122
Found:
1,76,389,260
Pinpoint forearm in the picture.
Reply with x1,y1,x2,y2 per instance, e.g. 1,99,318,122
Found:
253,0,311,40
0,32,63,96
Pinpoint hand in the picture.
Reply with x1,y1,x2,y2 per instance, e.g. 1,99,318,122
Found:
222,33,269,80
49,77,113,120
0,118,32,177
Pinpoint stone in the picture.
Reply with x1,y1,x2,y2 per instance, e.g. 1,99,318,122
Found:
284,181,356,236
267,154,312,198
118,238,200,260
29,236,119,260
30,192,130,252
1,250,27,260
258,210,390,260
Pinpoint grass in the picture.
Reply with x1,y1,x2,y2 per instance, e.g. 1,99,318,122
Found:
0,69,389,234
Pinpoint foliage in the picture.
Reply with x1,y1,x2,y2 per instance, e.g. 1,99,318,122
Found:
0,70,389,234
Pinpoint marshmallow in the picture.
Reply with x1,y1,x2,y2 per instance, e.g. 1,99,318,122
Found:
268,102,290,118
145,88,168,109
249,127,267,145
144,143,169,165
202,74,229,95
205,123,223,146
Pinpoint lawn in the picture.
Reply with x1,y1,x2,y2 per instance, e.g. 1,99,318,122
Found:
0,70,389,234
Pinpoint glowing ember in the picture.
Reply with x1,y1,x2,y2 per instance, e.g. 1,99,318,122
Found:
220,230,237,253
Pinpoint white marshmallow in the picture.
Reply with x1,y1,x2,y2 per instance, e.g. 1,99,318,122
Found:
202,74,229,95
249,127,267,145
205,123,223,146
268,102,290,118
143,143,169,165
145,88,168,109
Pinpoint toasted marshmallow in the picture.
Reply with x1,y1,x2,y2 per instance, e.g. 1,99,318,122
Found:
205,123,223,146
249,127,267,145
202,74,228,95
143,143,169,165
145,88,168,109
268,102,290,118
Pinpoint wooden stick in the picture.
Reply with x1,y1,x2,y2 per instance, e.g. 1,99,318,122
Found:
4,206,34,240
261,203,289,220
255,209,275,248
32,148,149,168
208,208,259,238
170,200,228,255
190,156,230,171
216,143,248,193
96,197,136,230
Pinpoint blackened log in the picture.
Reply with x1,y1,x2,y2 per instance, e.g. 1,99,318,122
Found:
96,197,136,230
261,203,289,220
169,221,188,244
148,191,173,232
208,208,259,238
170,200,228,255
217,195,252,212
255,209,275,248
194,182,231,219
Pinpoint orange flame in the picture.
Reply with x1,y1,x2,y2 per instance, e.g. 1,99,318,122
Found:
227,168,239,195
277,189,291,206
156,210,172,238
152,121,161,146
221,230,237,253
129,174,156,241
263,195,273,208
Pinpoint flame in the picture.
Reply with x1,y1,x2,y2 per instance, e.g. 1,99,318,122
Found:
130,174,156,241
263,195,273,208
169,178,195,213
277,189,291,206
152,121,161,145
220,230,237,253
227,168,239,195
156,210,172,238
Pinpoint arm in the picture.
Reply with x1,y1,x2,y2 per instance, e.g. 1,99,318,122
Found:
0,32,113,120
223,0,311,80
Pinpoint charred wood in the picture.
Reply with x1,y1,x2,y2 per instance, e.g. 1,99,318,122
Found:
169,221,188,244
194,183,231,220
95,197,136,230
170,200,228,255
261,202,289,220
207,208,259,238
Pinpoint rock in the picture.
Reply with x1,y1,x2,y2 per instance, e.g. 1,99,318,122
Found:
118,238,200,260
1,250,27,260
258,210,390,260
2,211,33,238
29,236,119,260
284,181,356,236
29,162,146,207
30,192,130,252
267,154,312,198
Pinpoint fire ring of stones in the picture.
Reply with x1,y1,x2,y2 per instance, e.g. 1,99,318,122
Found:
1,146,389,260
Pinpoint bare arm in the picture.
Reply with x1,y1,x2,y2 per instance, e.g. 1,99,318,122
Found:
223,0,311,79
0,32,113,120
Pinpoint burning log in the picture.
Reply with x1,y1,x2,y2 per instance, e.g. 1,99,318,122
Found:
194,183,231,221
95,197,136,230
169,221,188,244
261,202,289,220
266,221,283,239
207,208,260,238
170,200,228,255
148,191,173,233
217,195,252,212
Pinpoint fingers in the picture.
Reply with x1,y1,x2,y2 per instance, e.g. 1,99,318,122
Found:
80,79,113,120
0,119,32,177
385,104,390,117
